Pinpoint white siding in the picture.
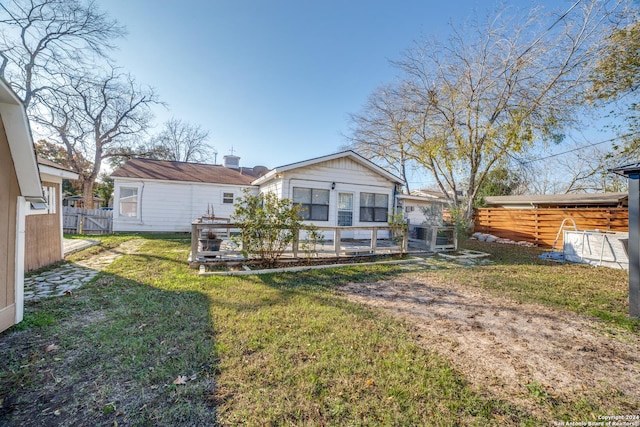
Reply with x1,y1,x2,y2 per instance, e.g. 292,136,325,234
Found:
112,178,258,232
276,158,397,239
404,201,444,226
258,179,283,198
113,156,400,238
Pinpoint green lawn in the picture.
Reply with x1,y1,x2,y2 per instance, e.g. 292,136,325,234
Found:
0,235,636,425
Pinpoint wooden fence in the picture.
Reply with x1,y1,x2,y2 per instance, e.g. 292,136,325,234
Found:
474,208,628,248
63,206,113,235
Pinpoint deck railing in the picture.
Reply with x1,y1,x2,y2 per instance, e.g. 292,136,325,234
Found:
190,220,408,266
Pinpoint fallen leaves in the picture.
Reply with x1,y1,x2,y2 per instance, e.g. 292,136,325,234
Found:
45,344,59,352
172,375,188,385
172,373,197,385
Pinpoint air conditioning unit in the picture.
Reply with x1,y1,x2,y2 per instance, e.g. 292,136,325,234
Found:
425,226,457,252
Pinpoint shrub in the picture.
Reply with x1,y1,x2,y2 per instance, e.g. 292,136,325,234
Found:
231,191,303,266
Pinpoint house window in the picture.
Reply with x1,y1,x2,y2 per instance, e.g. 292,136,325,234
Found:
405,206,415,213
360,192,389,222
223,192,234,204
293,187,329,221
119,187,138,217
29,184,56,215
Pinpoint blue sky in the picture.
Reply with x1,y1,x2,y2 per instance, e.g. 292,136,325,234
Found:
100,0,598,186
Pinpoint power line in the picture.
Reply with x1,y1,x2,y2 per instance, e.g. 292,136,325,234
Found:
518,131,640,165
514,0,583,64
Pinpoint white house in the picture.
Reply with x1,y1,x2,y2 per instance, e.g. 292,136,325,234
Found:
111,155,264,232
398,191,449,226
252,151,404,238
110,150,405,235
0,78,45,333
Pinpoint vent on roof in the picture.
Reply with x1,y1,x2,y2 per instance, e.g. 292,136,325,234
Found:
223,155,240,170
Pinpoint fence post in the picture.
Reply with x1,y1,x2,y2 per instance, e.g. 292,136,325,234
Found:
77,213,83,234
191,222,198,263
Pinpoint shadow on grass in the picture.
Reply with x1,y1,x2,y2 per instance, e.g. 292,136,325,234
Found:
0,270,217,426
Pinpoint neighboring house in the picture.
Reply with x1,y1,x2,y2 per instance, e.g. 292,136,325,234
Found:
483,193,628,209
397,194,447,226
110,150,405,236
252,151,404,238
24,158,79,272
0,78,45,333
110,155,265,232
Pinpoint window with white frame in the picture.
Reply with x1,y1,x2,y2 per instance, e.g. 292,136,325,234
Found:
29,184,56,215
293,187,329,221
360,192,389,222
223,192,234,204
118,187,138,217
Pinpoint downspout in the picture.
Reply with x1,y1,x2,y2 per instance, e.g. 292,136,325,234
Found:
15,196,26,324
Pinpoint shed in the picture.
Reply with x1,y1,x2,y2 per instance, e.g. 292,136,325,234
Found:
24,158,79,271
0,78,44,333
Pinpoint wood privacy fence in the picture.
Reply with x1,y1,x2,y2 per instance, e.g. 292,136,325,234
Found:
474,208,628,248
63,206,113,234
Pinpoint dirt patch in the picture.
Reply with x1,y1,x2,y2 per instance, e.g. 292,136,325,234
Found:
338,273,640,416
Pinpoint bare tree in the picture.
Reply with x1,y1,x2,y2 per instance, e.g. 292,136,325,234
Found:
152,118,214,163
0,0,124,108
350,0,630,227
37,67,159,208
345,83,415,192
517,143,627,195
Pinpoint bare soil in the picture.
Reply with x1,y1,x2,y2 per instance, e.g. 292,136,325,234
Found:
338,273,640,417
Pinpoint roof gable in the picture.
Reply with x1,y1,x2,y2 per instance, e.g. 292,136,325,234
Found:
110,158,259,186
252,150,403,185
0,78,42,199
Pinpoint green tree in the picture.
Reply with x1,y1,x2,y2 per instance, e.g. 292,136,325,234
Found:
231,191,303,267
95,174,114,207
592,18,640,160
474,167,521,208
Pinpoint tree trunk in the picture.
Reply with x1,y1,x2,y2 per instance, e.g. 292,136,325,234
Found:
82,180,95,209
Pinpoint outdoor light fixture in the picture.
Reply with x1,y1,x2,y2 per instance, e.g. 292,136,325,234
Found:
331,182,336,190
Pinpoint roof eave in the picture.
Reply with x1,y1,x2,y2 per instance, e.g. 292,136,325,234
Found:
0,79,42,198
264,150,404,185
39,164,79,180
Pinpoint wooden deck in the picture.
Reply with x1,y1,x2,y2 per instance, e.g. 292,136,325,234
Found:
189,221,420,267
